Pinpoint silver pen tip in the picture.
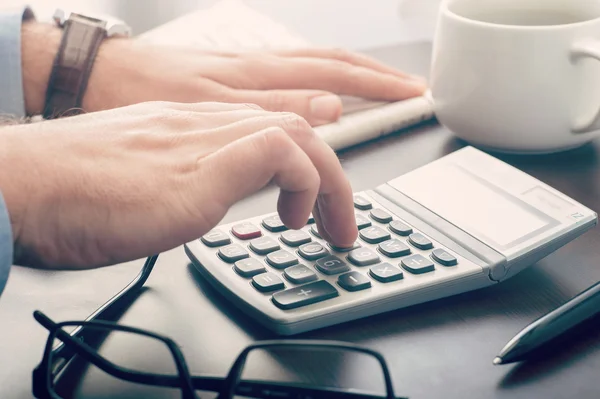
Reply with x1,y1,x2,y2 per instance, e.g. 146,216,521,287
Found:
493,357,503,365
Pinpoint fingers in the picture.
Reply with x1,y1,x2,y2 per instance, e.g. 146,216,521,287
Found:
213,54,427,101
194,124,358,247
222,89,343,126
271,47,421,80
196,127,319,230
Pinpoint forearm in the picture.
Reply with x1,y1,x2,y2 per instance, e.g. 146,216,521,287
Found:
20,20,61,116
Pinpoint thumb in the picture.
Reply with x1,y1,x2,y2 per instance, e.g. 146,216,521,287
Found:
223,89,343,126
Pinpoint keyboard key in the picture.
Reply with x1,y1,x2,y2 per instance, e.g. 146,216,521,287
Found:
348,247,380,266
431,248,458,266
370,209,393,223
201,229,231,247
353,195,372,210
309,225,321,238
218,244,249,263
234,258,266,278
315,255,351,275
389,220,413,236
408,233,433,250
281,230,312,247
338,271,372,292
378,239,411,258
327,241,361,253
355,214,372,229
252,272,285,292
262,215,287,232
266,250,299,269
307,213,315,224
369,263,404,282
284,265,318,284
298,242,329,260
249,236,280,255
231,222,262,240
272,280,338,310
359,226,391,244
401,254,435,274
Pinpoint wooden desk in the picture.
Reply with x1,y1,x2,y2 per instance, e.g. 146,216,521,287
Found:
1,39,599,399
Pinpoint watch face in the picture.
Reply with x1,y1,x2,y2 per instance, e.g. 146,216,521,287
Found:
53,8,132,36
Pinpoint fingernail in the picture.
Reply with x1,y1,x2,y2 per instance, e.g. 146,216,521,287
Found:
310,95,342,124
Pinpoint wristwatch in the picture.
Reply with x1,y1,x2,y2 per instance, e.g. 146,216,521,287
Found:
42,9,131,119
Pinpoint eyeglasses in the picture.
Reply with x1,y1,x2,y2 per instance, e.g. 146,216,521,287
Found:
32,255,408,399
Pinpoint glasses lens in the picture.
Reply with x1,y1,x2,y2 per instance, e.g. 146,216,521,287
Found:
238,345,388,397
48,326,182,399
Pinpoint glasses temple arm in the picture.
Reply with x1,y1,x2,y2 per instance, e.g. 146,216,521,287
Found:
49,254,159,375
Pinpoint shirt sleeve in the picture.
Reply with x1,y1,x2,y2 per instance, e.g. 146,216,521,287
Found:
0,189,13,297
0,5,35,118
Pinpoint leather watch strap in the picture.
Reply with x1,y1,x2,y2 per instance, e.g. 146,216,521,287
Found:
43,14,107,119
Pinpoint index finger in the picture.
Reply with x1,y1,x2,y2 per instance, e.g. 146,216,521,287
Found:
277,116,358,246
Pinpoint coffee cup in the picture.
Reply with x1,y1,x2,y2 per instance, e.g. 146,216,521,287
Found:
430,0,600,153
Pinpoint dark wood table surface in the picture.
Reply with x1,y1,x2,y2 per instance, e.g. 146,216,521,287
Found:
1,40,600,399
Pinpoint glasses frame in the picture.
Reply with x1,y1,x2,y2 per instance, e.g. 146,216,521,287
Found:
32,255,407,399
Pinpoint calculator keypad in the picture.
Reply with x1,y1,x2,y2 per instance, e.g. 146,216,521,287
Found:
281,230,312,247
195,193,463,311
359,226,391,244
266,250,299,269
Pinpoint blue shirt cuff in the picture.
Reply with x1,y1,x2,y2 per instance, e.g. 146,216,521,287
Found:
0,189,13,297
0,5,35,118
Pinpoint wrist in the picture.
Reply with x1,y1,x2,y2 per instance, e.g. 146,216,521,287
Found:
21,21,62,116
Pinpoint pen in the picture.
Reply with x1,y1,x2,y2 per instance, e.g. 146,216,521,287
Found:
494,279,600,365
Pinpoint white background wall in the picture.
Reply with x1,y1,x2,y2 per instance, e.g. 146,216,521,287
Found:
3,0,443,49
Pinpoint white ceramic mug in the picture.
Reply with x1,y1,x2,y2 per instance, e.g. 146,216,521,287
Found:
430,0,600,153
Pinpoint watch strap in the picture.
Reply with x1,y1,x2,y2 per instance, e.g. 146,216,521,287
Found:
43,14,107,119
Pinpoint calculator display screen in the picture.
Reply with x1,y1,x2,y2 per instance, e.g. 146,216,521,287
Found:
392,164,557,249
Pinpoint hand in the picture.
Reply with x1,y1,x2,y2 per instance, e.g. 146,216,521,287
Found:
0,102,358,269
21,22,427,125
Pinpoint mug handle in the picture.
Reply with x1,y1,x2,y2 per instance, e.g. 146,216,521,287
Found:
571,40,600,133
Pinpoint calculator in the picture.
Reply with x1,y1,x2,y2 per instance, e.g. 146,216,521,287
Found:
184,146,597,335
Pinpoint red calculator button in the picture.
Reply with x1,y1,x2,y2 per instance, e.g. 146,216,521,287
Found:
231,223,262,240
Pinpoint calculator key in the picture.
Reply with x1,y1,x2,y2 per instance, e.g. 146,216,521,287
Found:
408,233,433,250
327,241,361,253
309,225,322,238
348,247,380,266
359,226,391,244
201,229,231,247
284,265,318,284
355,214,372,230
298,242,329,261
218,244,249,263
378,239,411,258
281,230,312,247
266,250,299,269
431,248,458,266
249,236,280,255
389,220,413,236
401,254,435,274
370,209,393,223
369,263,404,283
272,280,339,310
234,258,266,278
262,215,287,232
231,223,262,240
338,271,372,292
353,195,372,210
252,272,285,292
315,255,351,275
